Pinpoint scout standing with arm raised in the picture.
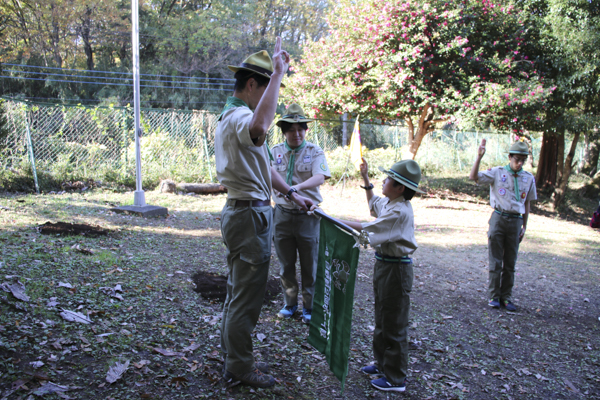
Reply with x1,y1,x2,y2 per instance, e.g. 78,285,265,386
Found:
469,139,537,312
271,104,331,324
332,157,423,392
215,38,314,388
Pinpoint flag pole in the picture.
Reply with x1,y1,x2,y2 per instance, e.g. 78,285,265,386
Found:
313,209,360,237
132,0,145,206
110,0,168,217
312,209,370,248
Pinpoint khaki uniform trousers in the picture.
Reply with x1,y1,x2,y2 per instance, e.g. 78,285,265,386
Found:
487,211,523,302
273,205,320,310
220,201,272,376
373,258,413,385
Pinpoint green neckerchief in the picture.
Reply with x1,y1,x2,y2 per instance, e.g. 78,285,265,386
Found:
219,96,274,161
284,140,307,185
218,96,248,121
504,165,521,202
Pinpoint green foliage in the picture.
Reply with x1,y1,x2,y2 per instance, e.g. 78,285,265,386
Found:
518,0,600,132
122,129,214,189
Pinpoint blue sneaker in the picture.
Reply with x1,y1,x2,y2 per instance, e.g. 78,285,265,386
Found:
371,377,406,392
503,300,517,312
278,304,297,319
488,298,501,308
361,365,383,377
302,308,312,324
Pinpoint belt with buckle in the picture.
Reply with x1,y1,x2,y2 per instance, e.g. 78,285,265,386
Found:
375,252,412,264
494,210,523,219
227,199,271,208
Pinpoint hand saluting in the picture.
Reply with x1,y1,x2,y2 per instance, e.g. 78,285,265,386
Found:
272,37,290,76
477,139,486,158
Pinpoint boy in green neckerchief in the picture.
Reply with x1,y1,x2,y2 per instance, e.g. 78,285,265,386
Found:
469,140,537,312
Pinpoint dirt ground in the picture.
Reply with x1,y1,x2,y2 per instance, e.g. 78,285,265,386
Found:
0,179,599,399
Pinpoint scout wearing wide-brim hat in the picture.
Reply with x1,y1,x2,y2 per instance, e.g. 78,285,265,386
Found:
276,104,313,127
507,141,530,155
378,160,425,194
228,50,285,87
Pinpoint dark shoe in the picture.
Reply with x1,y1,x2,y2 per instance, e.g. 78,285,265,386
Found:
223,362,268,379
301,308,312,324
278,304,298,319
488,298,501,308
503,300,517,312
224,368,275,388
371,377,406,392
361,365,383,377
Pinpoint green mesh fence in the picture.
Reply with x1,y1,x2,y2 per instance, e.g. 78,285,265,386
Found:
1,99,552,192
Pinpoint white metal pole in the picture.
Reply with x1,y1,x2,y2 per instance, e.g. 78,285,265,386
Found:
132,0,146,206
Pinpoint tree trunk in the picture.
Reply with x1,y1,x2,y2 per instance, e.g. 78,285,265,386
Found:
553,131,581,210
581,131,599,177
535,131,558,188
176,183,227,194
407,103,447,159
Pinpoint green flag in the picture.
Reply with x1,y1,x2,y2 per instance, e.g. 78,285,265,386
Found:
308,219,360,391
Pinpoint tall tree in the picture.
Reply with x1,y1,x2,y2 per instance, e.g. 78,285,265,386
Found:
283,0,552,158
522,0,600,208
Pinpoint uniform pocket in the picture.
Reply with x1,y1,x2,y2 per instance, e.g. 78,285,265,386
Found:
296,164,311,172
399,264,414,294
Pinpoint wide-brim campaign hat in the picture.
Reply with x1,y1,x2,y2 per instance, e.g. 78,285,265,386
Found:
508,141,530,155
228,50,274,78
276,103,314,127
378,160,425,193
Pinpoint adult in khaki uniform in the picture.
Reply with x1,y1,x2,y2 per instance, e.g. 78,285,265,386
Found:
271,104,331,324
469,140,537,312
215,39,314,388
333,158,424,392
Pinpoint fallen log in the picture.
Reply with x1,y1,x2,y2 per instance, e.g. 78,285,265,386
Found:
176,183,227,194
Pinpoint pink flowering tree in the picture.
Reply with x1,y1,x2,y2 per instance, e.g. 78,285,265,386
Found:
283,0,553,158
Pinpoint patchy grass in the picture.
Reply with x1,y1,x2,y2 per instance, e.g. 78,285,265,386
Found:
0,178,599,399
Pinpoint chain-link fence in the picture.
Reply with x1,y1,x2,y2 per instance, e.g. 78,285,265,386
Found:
1,99,557,192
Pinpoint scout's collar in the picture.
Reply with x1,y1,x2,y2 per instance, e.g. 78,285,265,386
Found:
218,97,249,121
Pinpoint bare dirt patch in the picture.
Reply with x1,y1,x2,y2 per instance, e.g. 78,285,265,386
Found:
37,221,109,237
192,271,283,303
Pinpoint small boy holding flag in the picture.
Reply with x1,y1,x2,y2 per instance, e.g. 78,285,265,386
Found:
335,157,423,392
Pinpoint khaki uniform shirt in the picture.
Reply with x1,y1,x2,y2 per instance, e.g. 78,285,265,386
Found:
271,141,331,208
215,107,271,200
361,195,418,258
478,166,537,214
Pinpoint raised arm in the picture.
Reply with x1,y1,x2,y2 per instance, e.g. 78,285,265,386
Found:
359,157,374,202
469,139,486,182
249,37,289,142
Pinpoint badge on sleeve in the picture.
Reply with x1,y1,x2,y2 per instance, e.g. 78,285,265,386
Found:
320,163,327,171
303,155,311,163
498,188,506,196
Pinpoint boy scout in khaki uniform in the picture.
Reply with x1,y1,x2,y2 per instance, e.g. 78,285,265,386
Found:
469,140,537,312
271,104,331,324
334,158,423,392
215,39,314,388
